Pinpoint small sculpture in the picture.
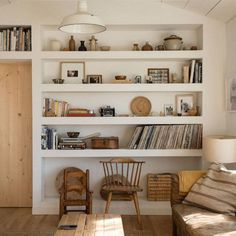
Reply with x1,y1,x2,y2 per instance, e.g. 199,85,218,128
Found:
69,35,75,51
89,35,98,51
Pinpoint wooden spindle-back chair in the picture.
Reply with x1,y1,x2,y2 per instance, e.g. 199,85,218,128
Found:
100,158,145,225
58,167,93,218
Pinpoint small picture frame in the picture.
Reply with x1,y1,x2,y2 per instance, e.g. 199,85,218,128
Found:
61,62,85,84
164,104,174,116
226,78,236,112
87,75,103,84
148,68,169,83
176,94,194,116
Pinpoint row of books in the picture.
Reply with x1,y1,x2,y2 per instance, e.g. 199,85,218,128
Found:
41,126,58,150
183,60,202,83
128,124,202,149
0,27,31,51
43,98,69,117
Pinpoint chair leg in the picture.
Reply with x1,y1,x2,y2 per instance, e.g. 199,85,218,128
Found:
133,192,142,226
105,191,113,214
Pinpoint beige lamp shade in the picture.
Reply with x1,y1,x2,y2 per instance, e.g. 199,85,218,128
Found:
203,135,236,163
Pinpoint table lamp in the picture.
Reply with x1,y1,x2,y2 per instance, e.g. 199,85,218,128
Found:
203,135,236,163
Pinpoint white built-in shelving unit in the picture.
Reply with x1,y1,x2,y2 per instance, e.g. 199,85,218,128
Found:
0,23,202,214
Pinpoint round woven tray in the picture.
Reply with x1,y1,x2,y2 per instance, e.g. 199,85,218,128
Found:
130,96,152,116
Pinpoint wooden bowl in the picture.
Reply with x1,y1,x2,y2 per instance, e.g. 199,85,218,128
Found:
67,132,80,138
115,75,127,80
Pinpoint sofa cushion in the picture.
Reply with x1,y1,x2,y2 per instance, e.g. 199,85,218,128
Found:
184,163,236,215
173,204,236,236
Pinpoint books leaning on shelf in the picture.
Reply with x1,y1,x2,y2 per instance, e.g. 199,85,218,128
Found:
128,124,202,149
41,126,58,150
0,26,31,51
183,60,202,83
43,98,69,117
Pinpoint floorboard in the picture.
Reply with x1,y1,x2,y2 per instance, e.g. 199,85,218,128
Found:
0,208,172,236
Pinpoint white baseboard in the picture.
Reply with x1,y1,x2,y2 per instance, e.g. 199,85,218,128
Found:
32,197,171,215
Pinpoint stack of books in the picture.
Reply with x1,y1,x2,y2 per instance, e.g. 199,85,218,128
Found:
67,108,95,117
41,126,58,150
0,26,31,51
58,137,86,149
128,124,202,149
43,98,69,117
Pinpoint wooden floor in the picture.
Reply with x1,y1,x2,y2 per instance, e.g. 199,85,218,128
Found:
0,208,172,236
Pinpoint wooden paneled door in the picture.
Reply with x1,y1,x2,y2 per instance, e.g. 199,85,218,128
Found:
0,62,32,207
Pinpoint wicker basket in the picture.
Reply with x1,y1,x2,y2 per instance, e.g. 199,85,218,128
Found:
147,173,171,201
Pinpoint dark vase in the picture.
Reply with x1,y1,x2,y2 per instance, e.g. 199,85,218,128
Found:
78,40,87,51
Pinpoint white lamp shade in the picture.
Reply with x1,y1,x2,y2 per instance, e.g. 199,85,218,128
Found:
203,135,236,163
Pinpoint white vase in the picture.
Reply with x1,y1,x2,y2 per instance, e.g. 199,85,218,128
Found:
50,40,61,51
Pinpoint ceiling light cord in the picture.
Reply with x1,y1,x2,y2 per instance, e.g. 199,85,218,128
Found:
77,0,88,13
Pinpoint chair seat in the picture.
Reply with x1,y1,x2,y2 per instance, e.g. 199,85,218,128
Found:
102,185,143,192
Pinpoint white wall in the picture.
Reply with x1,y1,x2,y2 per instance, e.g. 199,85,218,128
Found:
226,17,236,135
0,0,227,214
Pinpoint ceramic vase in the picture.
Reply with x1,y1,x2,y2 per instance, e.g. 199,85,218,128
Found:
78,41,87,51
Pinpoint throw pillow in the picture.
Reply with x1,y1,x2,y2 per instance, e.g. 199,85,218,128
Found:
184,163,236,215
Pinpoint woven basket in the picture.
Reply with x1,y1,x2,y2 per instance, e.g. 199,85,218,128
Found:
147,173,171,201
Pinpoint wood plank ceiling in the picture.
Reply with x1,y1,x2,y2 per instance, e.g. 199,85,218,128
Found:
0,0,235,22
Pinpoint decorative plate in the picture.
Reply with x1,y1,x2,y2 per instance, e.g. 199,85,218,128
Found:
130,96,152,116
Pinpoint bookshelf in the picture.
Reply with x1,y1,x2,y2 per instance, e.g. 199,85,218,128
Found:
33,23,205,214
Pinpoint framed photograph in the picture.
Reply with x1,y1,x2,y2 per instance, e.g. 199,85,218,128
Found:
61,62,85,84
164,104,174,116
148,68,169,83
226,78,236,112
176,94,194,116
87,75,102,84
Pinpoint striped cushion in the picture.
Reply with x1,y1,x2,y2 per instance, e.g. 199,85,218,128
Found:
184,163,236,215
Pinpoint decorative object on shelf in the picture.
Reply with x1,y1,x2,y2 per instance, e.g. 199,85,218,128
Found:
87,74,102,83
155,45,165,51
145,75,153,83
91,136,119,149
67,132,80,138
164,35,183,50
52,78,64,84
59,0,106,34
176,94,194,116
99,106,115,117
148,68,169,83
61,61,85,84
78,40,87,51
159,111,164,116
67,108,96,117
115,75,126,80
130,96,152,116
170,73,182,83
50,39,61,51
187,107,198,116
226,78,236,112
69,35,76,51
190,46,198,50
134,75,142,83
164,104,174,116
132,43,140,51
100,46,111,51
147,173,171,201
89,35,98,51
141,41,153,51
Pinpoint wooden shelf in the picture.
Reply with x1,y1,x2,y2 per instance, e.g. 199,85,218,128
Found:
41,116,203,125
40,83,203,93
40,50,204,60
41,149,202,158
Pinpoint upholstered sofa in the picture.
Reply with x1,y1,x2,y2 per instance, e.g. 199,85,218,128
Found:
171,173,236,236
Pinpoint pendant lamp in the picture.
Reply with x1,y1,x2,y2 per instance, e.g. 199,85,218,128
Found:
59,0,106,34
